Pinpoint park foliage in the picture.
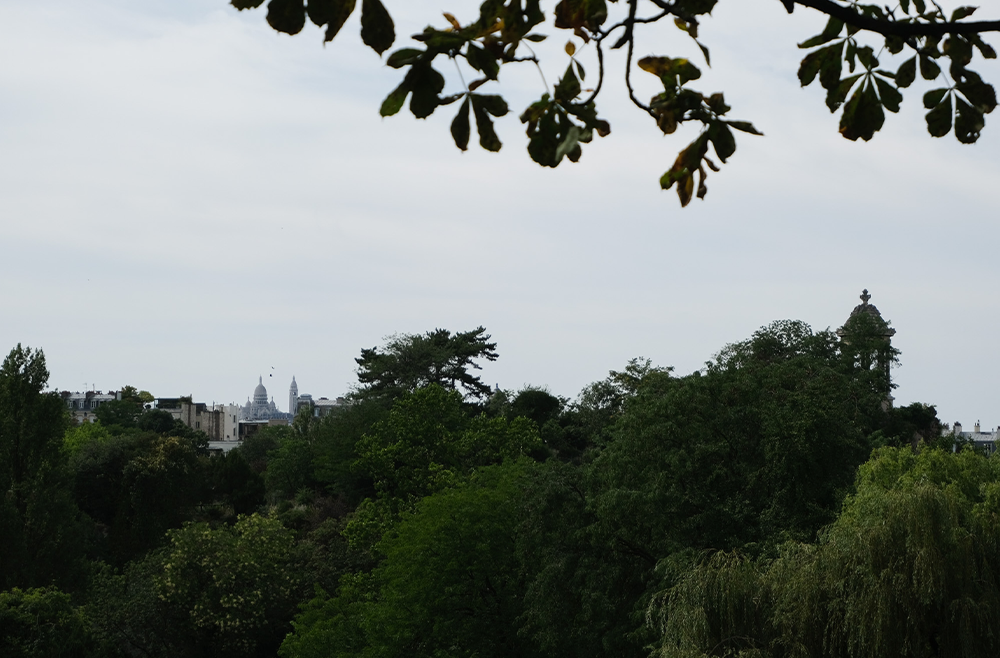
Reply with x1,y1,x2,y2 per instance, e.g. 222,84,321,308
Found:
0,314,996,657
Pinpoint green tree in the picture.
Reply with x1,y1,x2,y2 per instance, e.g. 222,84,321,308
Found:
209,449,266,515
137,408,179,434
282,461,538,658
354,385,541,504
62,420,113,456
265,435,317,501
0,345,89,590
0,587,94,658
590,321,878,560
71,432,205,564
354,327,498,402
232,0,998,205
559,358,673,459
87,551,191,658
311,398,386,503
157,514,303,658
346,385,542,550
235,424,290,472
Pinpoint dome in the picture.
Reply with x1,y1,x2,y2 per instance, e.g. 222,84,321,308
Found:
848,289,885,320
838,289,895,338
253,376,268,402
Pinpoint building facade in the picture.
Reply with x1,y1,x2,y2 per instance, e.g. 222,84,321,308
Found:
60,390,122,424
156,398,240,441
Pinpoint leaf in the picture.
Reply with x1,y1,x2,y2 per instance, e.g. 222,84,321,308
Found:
951,6,977,21
707,121,736,162
525,103,560,167
575,60,586,82
956,79,998,113
919,54,941,80
232,0,265,9
954,95,984,143
379,80,411,117
450,97,471,151
638,57,702,85
896,56,917,88
798,17,844,48
874,77,903,113
839,80,885,141
471,96,502,151
319,0,356,42
678,174,694,207
971,36,997,60
555,125,582,163
696,40,711,66
856,46,878,71
923,88,948,109
885,35,904,55
925,92,953,137
727,121,763,135
471,94,509,117
466,43,499,80
414,29,467,50
706,93,730,115
554,64,581,102
798,43,841,89
408,64,446,119
308,0,331,25
360,0,395,55
826,74,861,111
565,41,576,56
266,0,306,35
944,36,974,67
696,168,708,200
553,0,607,31
524,34,547,42
386,48,424,69
443,12,461,30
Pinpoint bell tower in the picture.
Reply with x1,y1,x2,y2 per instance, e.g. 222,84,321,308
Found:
289,376,299,416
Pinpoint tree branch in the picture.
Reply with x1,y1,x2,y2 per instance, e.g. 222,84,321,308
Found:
794,0,1000,37
581,38,606,106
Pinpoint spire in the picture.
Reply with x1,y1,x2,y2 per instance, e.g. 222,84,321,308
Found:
259,375,262,385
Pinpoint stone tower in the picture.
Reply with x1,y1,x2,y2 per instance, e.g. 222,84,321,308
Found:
289,376,298,417
837,289,897,408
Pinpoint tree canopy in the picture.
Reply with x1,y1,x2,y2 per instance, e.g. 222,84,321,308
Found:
354,326,499,401
231,0,998,205
2,315,995,658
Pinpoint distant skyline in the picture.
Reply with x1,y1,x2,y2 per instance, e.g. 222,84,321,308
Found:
3,1,998,430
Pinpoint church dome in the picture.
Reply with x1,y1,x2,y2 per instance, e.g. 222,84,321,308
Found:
254,376,268,403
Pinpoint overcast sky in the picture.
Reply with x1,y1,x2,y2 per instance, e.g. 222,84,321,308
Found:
2,1,997,428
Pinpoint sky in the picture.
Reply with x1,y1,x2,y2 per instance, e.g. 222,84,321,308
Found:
1,1,998,429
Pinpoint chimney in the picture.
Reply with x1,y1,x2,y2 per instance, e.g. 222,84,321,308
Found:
974,420,981,433
954,422,963,435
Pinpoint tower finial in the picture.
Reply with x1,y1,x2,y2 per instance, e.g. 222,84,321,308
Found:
860,289,871,304
259,375,262,385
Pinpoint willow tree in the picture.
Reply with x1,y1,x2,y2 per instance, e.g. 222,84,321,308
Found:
650,445,1000,658
232,1,998,205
